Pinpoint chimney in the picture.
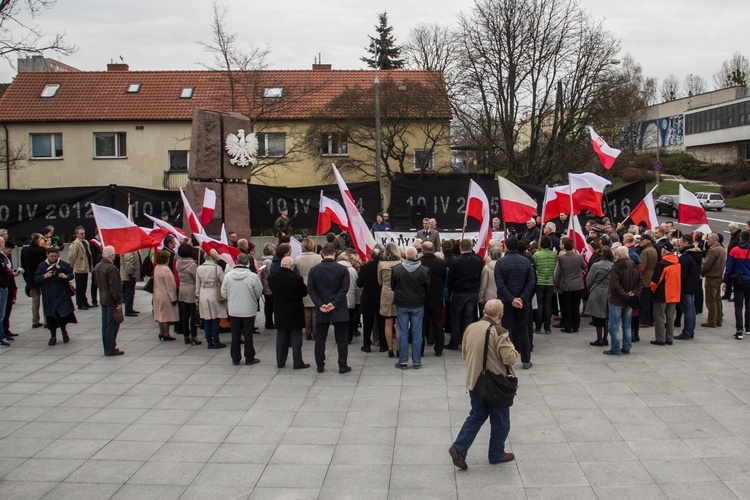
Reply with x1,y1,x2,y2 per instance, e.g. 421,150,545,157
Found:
312,64,332,71
107,63,129,72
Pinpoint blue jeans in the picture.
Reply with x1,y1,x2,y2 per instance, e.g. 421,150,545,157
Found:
0,287,7,339
397,306,424,366
680,293,696,338
453,391,510,462
204,318,220,345
608,304,632,354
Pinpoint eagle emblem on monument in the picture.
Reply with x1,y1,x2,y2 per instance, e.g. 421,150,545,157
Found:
225,129,258,167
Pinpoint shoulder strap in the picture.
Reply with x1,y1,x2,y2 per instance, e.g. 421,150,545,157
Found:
482,325,492,372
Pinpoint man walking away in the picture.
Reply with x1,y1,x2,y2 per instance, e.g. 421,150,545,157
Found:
420,242,447,356
221,253,263,365
93,246,124,356
650,242,681,346
676,234,702,340
392,246,430,369
449,299,518,470
446,239,483,350
605,246,644,355
723,230,750,339
701,233,726,328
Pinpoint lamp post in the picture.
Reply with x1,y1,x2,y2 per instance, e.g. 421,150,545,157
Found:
373,52,385,212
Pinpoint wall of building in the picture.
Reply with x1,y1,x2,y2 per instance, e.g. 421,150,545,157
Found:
687,143,739,164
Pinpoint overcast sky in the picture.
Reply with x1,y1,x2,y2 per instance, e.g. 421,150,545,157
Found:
1,0,746,89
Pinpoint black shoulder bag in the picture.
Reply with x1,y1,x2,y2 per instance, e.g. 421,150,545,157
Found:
472,326,518,407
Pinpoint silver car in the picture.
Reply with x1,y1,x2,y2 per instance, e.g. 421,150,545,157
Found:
695,192,725,211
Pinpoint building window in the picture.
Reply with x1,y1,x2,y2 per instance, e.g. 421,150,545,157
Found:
257,132,286,157
126,83,141,93
40,84,60,98
94,132,127,158
414,149,434,172
168,150,189,170
30,133,63,159
180,87,194,99
321,133,348,156
263,87,283,98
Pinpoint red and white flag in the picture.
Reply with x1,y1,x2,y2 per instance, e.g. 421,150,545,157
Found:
541,185,571,223
569,172,611,217
589,127,621,170
568,215,595,264
145,214,186,242
197,188,217,227
180,188,204,236
332,164,376,262
91,203,162,254
317,191,349,235
220,223,228,245
497,176,537,224
628,186,659,230
465,179,492,259
678,184,709,225
193,233,240,268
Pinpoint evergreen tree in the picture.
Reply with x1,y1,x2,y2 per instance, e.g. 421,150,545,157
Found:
361,11,404,70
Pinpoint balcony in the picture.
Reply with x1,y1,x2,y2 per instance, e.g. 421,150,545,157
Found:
163,170,189,190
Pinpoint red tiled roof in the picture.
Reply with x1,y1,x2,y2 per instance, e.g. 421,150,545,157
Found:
0,69,451,122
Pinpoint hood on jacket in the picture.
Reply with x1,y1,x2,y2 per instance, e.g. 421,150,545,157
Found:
402,259,422,273
227,266,253,281
662,253,679,265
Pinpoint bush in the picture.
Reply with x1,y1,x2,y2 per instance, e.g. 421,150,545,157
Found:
620,167,655,182
721,181,750,198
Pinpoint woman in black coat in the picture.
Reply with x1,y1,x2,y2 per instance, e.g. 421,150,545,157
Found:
34,247,77,345
267,258,310,370
357,247,385,353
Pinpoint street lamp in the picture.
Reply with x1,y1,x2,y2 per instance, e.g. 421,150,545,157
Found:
373,53,385,211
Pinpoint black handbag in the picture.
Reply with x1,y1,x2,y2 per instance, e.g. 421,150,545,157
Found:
142,277,154,294
473,326,517,408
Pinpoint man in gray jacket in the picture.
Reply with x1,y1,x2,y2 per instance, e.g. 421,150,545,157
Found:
554,239,586,333
93,246,123,356
222,253,264,366
392,246,430,369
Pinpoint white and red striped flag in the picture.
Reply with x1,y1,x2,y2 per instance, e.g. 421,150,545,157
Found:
317,191,349,234
497,176,537,224
193,233,240,269
179,188,204,236
542,185,571,223
91,203,161,254
678,184,709,226
145,214,186,242
569,172,611,217
589,127,621,170
197,188,217,227
628,185,659,230
465,180,492,259
331,164,376,262
568,215,595,264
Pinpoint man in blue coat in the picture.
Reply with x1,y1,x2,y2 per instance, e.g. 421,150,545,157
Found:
308,244,351,373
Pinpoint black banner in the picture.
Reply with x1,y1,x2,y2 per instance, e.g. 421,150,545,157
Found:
388,179,645,229
249,182,380,231
0,185,181,238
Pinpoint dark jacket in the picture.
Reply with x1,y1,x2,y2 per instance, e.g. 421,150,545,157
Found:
521,225,540,248
356,260,382,316
724,240,750,283
34,259,75,318
608,257,644,307
679,247,703,295
92,259,123,306
391,259,430,309
307,258,350,323
728,231,741,254
268,267,307,330
20,243,47,289
419,253,447,310
447,252,483,294
495,251,536,304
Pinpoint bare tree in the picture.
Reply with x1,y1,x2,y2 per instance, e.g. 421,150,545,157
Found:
451,0,621,184
659,74,681,102
684,73,707,96
404,23,457,73
609,54,655,152
713,52,750,89
0,0,75,63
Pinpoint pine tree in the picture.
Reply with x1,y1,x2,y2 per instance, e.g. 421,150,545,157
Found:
361,12,404,70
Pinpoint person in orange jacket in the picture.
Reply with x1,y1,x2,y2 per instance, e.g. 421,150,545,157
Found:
650,241,681,346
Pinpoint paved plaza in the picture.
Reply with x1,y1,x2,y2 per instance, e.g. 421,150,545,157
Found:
1,290,750,499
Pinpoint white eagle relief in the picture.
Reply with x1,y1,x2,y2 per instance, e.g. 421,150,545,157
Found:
225,129,258,167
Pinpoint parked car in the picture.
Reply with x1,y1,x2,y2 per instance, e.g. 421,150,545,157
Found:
696,192,725,211
655,195,679,218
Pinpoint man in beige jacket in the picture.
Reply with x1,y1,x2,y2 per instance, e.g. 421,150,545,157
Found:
701,233,727,327
67,226,94,310
449,299,518,470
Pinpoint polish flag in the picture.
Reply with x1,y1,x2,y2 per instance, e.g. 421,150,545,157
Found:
180,188,204,236
569,172,611,217
628,186,659,230
197,188,217,227
193,232,240,269
678,184,709,225
589,127,621,170
332,164,376,262
542,185,571,223
289,236,302,260
220,223,228,245
317,191,349,235
91,203,162,254
497,177,537,224
567,215,595,264
465,179,492,259
144,214,186,242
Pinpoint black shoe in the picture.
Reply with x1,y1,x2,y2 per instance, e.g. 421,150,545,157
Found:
78,305,89,310
294,363,311,370
665,341,673,345
91,302,98,307
125,312,138,317
339,366,352,374
674,334,691,340
62,333,70,343
379,347,389,353
443,345,459,351
361,346,371,353
603,350,619,355
562,328,573,333
232,360,240,366
395,362,408,370
105,350,124,356
435,351,443,357
621,349,631,354
449,446,467,470
214,342,227,349
206,343,214,349
48,337,56,346
413,364,421,369
32,323,43,329
388,350,395,358
5,332,17,337
246,358,260,365
650,340,665,346
131,310,140,314
317,365,324,373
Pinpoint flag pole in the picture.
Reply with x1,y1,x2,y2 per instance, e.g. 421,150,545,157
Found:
538,187,547,249
461,182,469,240
568,177,577,252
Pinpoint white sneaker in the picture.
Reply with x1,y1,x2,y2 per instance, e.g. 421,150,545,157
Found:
734,331,744,340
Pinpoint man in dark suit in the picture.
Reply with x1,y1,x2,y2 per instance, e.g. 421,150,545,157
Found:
268,257,310,370
420,241,447,356
446,239,483,350
416,218,441,248
357,246,384,353
308,244,351,374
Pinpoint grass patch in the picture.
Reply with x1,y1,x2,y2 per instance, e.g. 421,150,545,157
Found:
647,180,721,196
726,194,750,210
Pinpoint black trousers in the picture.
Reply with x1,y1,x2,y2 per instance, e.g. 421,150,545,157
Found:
263,294,274,327
347,305,360,343
560,289,582,331
230,316,255,362
101,304,120,355
90,276,98,306
179,301,197,337
74,272,89,307
122,280,135,314
534,285,554,331
502,303,531,363
423,306,444,355
276,328,305,368
3,288,13,333
315,321,349,369
362,313,385,350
